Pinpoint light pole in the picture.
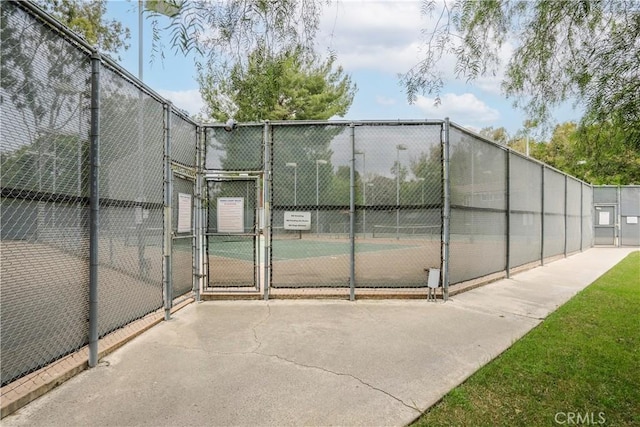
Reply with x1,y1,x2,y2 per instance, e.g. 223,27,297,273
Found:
77,92,83,230
355,150,366,237
416,177,425,205
316,159,328,236
396,144,407,239
286,162,297,206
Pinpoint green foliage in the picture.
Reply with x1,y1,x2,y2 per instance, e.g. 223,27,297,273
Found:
525,122,640,185
327,166,351,205
478,126,509,145
0,134,89,195
200,47,355,121
404,0,640,149
35,0,130,57
1,0,130,143
268,124,344,207
149,0,326,77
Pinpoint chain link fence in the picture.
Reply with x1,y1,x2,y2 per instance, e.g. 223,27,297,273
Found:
271,123,352,288
98,64,165,337
204,125,264,290
266,122,444,289
447,124,593,285
593,186,640,246
1,0,92,388
7,0,634,398
448,126,508,284
353,124,442,287
1,1,197,389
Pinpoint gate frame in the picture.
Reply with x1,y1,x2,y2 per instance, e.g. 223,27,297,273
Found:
593,203,618,246
202,172,264,294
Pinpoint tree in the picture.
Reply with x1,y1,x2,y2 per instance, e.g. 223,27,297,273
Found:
575,121,640,185
1,0,130,194
409,147,442,205
200,46,355,210
478,126,509,146
534,122,640,185
149,0,327,80
200,47,355,121
402,1,640,149
34,0,130,58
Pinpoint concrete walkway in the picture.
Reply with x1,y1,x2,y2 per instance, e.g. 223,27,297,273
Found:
2,248,635,427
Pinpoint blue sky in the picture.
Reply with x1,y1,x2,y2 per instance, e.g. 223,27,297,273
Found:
105,0,582,138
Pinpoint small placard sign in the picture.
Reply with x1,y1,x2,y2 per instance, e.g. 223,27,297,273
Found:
598,211,610,225
284,211,311,230
218,197,244,233
177,193,192,233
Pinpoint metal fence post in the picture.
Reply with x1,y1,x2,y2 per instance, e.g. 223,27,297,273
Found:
163,102,172,320
541,165,545,266
506,151,511,278
349,123,356,301
194,126,204,301
88,51,101,368
616,185,621,247
580,182,584,251
564,175,568,257
263,121,272,301
441,118,451,301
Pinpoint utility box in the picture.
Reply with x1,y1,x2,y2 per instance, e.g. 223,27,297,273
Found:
427,268,440,288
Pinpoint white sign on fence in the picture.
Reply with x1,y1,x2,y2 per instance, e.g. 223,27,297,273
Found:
217,197,244,233
284,211,311,230
177,193,192,233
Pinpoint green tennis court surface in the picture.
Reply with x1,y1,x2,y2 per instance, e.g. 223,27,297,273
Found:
207,239,420,261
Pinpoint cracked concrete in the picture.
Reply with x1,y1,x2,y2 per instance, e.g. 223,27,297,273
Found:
2,248,635,427
257,351,420,413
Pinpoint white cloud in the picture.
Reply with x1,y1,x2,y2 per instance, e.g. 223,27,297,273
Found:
317,1,516,96
156,88,205,116
318,1,426,73
472,40,515,95
414,93,500,123
375,96,396,106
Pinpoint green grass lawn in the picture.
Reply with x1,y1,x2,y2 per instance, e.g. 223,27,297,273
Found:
413,251,640,427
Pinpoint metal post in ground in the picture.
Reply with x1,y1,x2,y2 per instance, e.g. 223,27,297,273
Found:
541,166,545,266
163,102,173,321
506,150,511,278
349,123,356,301
441,118,451,301
564,175,568,257
616,186,621,247
88,51,101,368
580,182,584,251
194,126,205,301
263,121,272,301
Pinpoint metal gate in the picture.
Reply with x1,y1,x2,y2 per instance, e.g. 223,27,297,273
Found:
594,205,616,246
172,171,196,297
205,174,262,293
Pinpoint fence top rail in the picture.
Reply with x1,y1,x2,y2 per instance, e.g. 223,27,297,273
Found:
203,119,445,129
449,121,592,187
594,185,640,189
